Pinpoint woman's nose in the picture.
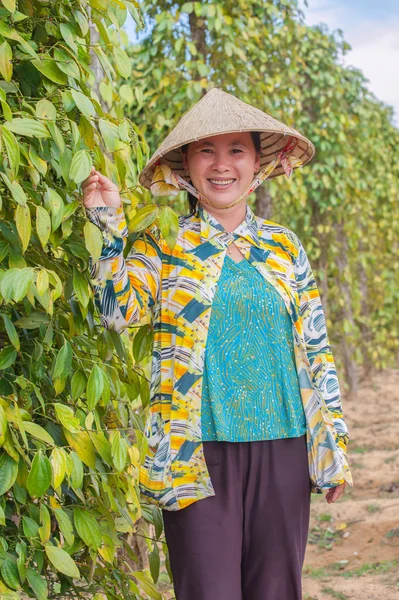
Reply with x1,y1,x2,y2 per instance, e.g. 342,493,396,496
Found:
211,152,231,172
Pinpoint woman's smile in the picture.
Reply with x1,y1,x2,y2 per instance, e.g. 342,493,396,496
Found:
207,177,236,190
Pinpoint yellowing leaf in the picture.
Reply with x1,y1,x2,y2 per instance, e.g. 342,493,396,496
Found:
83,221,103,262
0,41,12,82
64,430,96,469
35,98,56,121
36,269,49,297
50,447,67,489
15,204,31,253
23,422,55,446
1,0,16,12
36,206,51,248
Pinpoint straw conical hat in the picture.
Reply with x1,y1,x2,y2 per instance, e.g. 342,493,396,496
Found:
139,88,315,190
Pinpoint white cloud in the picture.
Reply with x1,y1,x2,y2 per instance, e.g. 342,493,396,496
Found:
299,1,399,124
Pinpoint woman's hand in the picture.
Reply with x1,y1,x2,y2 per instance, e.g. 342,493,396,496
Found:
81,166,121,209
325,482,346,503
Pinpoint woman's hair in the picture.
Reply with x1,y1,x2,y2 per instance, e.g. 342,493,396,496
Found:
181,131,262,214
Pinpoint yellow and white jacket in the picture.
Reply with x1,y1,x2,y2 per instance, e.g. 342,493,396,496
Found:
86,203,353,511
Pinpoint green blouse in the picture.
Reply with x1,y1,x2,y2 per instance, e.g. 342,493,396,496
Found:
201,254,307,442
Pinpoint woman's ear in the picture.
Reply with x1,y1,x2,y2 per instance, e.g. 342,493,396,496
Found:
254,152,261,173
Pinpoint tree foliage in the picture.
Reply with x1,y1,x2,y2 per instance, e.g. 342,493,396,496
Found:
0,0,168,598
120,0,399,392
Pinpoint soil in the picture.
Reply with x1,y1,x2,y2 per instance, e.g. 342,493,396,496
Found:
303,368,399,600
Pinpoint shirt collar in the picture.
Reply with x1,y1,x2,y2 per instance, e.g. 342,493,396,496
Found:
197,203,261,247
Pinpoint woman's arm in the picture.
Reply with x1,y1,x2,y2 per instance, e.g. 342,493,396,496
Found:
293,235,349,454
85,205,162,332
81,168,162,332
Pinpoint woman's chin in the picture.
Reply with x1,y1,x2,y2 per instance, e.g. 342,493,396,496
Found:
199,183,245,207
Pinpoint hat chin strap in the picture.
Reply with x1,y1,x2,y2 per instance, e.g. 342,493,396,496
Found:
174,136,299,210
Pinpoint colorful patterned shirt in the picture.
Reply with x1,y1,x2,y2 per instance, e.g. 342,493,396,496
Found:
201,254,307,442
85,203,352,511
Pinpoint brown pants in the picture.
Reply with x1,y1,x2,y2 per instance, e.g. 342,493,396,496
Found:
162,435,311,600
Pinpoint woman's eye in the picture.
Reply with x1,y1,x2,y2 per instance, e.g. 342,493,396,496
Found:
200,148,213,153
231,148,243,154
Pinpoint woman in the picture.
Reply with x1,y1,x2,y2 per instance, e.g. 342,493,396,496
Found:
82,88,353,600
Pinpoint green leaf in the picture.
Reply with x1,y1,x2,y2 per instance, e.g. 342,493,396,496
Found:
70,89,95,119
26,568,48,600
23,422,55,446
0,41,12,82
38,503,51,544
22,516,39,539
69,451,83,488
111,431,128,472
73,508,102,550
86,364,104,411
54,403,80,433
98,118,120,152
83,221,103,262
1,126,20,177
0,452,18,494
26,450,52,499
1,314,20,350
73,267,90,308
133,324,153,363
69,149,92,184
0,173,27,206
12,267,34,302
73,10,89,36
134,570,162,600
71,369,86,400
53,341,72,380
44,545,80,579
1,555,20,591
113,46,132,79
36,206,51,248
54,508,74,546
4,118,50,138
15,203,31,253
31,58,68,84
59,23,77,53
46,188,64,232
35,98,56,121
0,346,17,370
0,21,37,58
129,205,159,233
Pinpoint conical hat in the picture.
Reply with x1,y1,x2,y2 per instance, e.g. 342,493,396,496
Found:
139,88,315,190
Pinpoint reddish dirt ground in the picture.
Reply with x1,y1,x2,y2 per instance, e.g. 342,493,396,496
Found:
303,368,399,600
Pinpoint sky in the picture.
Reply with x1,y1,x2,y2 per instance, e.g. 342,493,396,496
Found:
124,1,399,125
298,0,399,124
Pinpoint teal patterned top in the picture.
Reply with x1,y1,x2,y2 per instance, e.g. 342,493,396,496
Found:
201,254,307,442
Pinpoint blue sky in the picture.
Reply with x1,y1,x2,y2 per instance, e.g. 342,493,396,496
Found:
124,1,399,125
299,0,399,124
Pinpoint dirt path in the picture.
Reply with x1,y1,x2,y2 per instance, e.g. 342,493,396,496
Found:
303,368,399,600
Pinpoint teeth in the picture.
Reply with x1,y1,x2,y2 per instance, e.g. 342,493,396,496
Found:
209,179,235,185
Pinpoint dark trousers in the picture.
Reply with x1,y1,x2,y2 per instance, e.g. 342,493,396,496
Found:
162,435,311,600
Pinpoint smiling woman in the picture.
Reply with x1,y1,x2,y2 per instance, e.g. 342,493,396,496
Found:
181,131,262,213
83,87,352,600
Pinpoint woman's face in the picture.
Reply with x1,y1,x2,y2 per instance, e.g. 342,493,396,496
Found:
182,132,260,208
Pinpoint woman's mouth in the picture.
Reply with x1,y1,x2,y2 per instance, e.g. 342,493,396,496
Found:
207,178,236,190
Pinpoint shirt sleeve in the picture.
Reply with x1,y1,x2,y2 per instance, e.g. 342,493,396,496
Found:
85,205,162,332
293,234,350,454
